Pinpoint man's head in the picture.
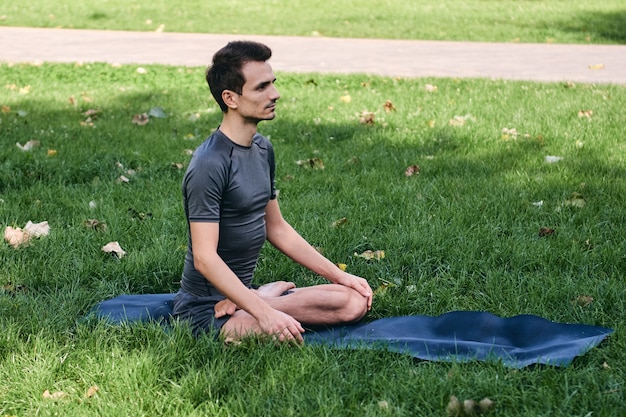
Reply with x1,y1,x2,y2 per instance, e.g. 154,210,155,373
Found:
206,41,273,112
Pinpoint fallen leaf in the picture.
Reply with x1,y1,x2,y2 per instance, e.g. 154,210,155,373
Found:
478,398,495,413
588,63,605,70
83,108,101,118
354,250,385,260
564,192,586,208
463,399,478,415
102,241,126,258
545,155,563,163
577,109,593,119
295,157,325,170
448,114,474,126
331,217,348,227
574,295,594,307
68,95,76,106
24,221,49,237
128,208,153,221
47,149,58,157
4,226,28,248
383,100,396,112
118,175,130,183
155,24,165,33
339,94,352,103
538,227,555,237
85,385,99,398
171,162,184,170
404,165,420,177
1,105,10,113
16,140,40,151
4,221,49,248
132,113,150,125
501,127,519,140
446,396,462,417
336,263,347,271
43,390,67,400
148,106,167,118
359,111,375,125
83,219,107,232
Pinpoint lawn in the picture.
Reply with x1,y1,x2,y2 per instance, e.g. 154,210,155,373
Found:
1,1,625,414
0,0,625,44
1,60,625,415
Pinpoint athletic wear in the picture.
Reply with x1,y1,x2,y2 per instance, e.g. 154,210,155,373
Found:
172,129,277,335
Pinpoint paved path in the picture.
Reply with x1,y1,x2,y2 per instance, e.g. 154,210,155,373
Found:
1,26,625,84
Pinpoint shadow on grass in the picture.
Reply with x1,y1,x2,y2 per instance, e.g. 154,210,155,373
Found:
557,10,626,44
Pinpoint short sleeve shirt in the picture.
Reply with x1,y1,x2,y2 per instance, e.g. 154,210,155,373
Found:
180,130,276,297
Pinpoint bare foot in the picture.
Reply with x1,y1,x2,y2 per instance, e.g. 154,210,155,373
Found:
255,281,296,298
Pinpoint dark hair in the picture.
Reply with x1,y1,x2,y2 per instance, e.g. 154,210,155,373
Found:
206,41,273,112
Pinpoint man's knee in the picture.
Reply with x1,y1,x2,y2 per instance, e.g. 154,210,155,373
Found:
337,286,368,322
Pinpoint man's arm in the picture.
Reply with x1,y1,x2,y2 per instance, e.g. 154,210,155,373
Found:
264,199,372,309
190,221,305,342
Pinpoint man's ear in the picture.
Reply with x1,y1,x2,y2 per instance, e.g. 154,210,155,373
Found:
222,90,238,110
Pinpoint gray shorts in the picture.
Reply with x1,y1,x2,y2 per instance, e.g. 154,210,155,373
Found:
172,289,230,337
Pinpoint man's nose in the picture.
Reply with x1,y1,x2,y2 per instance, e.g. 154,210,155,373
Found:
270,85,280,100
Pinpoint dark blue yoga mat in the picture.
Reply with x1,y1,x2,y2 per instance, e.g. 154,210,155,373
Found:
89,293,612,368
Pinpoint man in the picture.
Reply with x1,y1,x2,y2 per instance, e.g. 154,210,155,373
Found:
173,41,372,344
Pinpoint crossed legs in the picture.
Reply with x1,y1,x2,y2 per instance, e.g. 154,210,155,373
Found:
220,281,368,341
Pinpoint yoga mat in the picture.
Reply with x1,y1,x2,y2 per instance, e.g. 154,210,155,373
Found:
88,293,612,368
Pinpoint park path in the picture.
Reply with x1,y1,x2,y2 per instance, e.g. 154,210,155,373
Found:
1,26,625,84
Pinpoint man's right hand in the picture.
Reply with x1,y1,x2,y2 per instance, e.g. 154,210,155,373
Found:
257,308,305,344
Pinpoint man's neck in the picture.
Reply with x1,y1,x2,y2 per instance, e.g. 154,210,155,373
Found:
218,116,258,147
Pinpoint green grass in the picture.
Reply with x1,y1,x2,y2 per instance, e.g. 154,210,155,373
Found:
1,62,625,416
1,0,625,44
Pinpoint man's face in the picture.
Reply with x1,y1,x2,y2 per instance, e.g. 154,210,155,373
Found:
235,60,280,122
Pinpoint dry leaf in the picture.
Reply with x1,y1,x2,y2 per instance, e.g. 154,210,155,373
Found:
545,155,563,163
574,295,594,307
588,63,605,70
85,385,99,398
102,241,126,258
354,250,385,260
538,227,555,237
578,109,593,119
404,165,420,177
359,111,375,125
564,192,586,208
336,263,347,271
383,100,396,112
478,398,495,413
1,105,10,113
331,217,348,227
83,219,107,232
448,114,474,126
132,113,150,125
16,140,40,151
43,390,67,400
446,396,462,417
24,221,49,237
295,157,325,170
47,149,58,157
83,109,101,118
339,94,352,103
4,226,28,248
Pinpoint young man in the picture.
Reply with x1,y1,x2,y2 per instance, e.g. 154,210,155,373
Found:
173,41,372,344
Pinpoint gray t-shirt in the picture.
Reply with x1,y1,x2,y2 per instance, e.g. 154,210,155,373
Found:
180,130,277,297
